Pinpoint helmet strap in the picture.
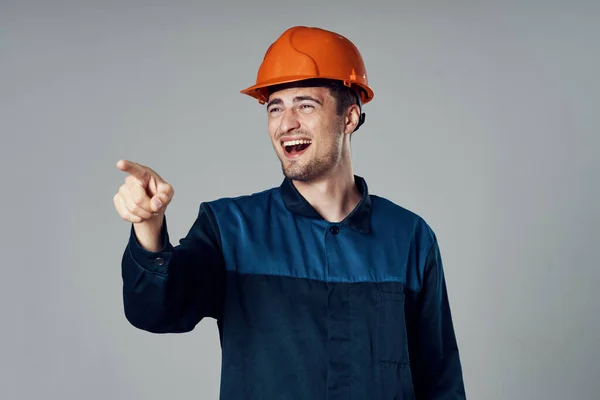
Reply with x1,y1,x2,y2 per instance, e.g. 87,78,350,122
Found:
354,112,366,132
352,88,366,133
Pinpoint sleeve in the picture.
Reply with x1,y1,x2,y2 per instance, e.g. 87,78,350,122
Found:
405,237,467,399
121,202,226,334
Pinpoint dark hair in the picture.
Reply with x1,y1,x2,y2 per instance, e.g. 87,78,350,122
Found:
327,83,362,116
321,81,366,132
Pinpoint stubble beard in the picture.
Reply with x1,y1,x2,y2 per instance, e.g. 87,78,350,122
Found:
280,136,343,182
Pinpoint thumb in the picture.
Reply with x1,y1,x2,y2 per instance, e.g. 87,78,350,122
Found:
150,195,164,213
150,184,173,212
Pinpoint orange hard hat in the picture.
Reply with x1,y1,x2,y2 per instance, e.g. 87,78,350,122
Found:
241,26,374,105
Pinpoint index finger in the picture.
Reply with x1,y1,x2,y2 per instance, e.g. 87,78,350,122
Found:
116,160,148,182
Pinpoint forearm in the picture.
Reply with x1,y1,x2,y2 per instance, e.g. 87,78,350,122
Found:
121,204,226,334
122,219,193,333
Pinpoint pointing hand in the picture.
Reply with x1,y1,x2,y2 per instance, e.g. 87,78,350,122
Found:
113,160,174,223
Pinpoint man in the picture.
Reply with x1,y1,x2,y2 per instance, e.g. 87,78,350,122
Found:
114,26,466,399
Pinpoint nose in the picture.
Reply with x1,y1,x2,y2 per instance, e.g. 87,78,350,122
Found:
278,108,301,134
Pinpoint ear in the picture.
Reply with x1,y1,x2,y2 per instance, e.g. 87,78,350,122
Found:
343,104,361,134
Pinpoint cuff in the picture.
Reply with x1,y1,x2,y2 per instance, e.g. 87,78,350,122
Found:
127,215,173,274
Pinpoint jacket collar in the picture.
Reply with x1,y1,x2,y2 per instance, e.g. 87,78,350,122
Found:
279,175,372,233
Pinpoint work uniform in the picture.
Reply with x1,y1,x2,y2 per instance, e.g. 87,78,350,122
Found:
121,176,466,399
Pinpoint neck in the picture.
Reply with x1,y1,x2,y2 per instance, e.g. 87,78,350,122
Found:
291,162,361,223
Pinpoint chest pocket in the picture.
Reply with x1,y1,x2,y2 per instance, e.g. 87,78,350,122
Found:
376,282,416,399
376,282,410,365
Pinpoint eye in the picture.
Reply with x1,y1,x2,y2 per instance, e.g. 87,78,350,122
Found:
268,107,282,115
298,104,315,113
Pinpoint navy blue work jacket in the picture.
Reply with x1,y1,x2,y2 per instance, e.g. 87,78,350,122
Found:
121,176,466,399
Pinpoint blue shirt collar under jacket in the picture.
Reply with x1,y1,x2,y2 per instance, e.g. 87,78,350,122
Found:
279,175,372,234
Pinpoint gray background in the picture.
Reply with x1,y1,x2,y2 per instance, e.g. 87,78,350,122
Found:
2,0,598,399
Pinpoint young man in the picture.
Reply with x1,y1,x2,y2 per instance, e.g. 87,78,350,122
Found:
114,26,466,399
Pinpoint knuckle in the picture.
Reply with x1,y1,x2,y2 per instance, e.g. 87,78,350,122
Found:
114,198,123,211
118,209,129,221
132,195,144,205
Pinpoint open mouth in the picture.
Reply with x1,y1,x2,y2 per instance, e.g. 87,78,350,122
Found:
281,139,312,158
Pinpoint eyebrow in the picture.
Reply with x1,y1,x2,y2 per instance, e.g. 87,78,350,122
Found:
267,95,323,108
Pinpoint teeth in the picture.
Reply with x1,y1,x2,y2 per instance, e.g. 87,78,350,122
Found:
282,139,312,146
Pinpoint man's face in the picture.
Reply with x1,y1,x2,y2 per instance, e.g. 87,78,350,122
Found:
266,86,346,182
